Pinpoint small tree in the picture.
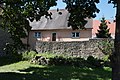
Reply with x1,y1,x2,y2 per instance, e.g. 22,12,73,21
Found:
96,17,111,38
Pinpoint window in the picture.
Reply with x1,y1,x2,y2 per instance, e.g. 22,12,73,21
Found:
34,32,41,38
72,32,80,38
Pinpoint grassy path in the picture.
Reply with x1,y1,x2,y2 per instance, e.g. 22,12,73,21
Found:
0,61,111,80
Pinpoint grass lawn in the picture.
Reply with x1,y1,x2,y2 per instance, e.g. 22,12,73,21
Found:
0,60,111,80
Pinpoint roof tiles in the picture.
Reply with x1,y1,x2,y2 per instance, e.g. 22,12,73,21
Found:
30,9,93,30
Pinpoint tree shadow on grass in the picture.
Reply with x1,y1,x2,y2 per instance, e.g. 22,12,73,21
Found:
0,66,111,80
0,72,44,80
0,56,20,66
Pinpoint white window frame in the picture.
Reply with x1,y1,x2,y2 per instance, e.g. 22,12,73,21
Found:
34,32,41,38
71,32,80,38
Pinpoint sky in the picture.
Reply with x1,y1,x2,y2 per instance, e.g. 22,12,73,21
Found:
50,0,116,20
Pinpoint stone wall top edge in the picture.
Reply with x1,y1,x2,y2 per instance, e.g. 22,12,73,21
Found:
36,38,114,43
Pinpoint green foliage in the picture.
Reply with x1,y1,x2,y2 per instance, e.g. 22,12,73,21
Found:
0,1,116,51
108,0,117,7
0,0,100,53
102,55,111,67
31,54,110,68
0,0,57,52
97,40,113,67
36,53,61,58
98,40,114,55
63,0,100,30
3,43,22,60
22,51,37,60
102,55,110,61
31,55,87,67
87,56,104,68
96,17,111,38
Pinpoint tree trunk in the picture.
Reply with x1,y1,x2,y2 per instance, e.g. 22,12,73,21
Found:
112,1,120,80
27,31,29,50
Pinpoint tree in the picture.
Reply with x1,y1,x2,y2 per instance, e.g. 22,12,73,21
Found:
63,1,118,79
0,0,99,51
109,0,120,80
0,0,119,80
63,0,100,30
0,0,57,53
96,17,111,38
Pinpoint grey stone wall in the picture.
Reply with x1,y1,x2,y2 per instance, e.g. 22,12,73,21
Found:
36,39,114,59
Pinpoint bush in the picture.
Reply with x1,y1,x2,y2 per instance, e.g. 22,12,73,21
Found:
32,56,86,67
98,40,113,55
4,43,22,60
22,51,37,60
72,57,86,67
87,56,104,68
102,55,111,67
30,53,111,68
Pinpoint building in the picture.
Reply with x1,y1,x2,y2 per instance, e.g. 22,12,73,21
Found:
25,9,93,49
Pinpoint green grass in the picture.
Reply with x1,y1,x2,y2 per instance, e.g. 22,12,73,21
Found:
0,60,111,80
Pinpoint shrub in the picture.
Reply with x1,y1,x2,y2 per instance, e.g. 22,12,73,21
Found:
98,40,112,67
102,55,111,67
87,56,103,68
30,53,111,68
72,57,86,67
31,55,85,67
22,51,37,60
4,43,22,60
98,40,114,55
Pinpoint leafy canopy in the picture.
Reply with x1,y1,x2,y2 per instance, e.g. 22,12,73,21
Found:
0,0,57,51
63,0,100,29
108,0,117,7
0,0,100,52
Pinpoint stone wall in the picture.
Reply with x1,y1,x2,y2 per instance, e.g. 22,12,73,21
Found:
36,39,114,59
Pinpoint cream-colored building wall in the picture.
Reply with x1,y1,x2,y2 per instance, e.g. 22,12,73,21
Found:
28,29,92,49
28,32,37,49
